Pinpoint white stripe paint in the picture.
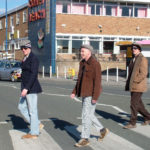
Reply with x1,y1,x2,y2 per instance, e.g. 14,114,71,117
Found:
9,129,63,150
65,125,144,150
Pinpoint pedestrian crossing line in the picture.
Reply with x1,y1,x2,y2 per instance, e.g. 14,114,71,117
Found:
65,125,144,150
9,129,63,150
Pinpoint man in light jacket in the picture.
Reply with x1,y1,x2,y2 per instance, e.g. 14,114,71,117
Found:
124,42,150,129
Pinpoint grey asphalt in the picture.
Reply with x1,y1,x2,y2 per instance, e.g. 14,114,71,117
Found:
0,76,150,150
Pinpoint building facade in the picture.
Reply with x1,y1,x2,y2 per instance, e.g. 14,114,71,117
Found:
1,0,150,73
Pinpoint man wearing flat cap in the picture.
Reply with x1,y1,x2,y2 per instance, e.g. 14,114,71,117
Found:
124,42,150,129
18,40,43,139
70,44,109,147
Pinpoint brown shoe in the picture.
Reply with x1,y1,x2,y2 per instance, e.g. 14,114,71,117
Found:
98,128,109,141
123,124,136,129
141,120,150,126
74,139,89,147
39,123,44,130
21,134,38,139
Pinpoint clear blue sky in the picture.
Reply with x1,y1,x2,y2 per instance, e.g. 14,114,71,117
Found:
0,0,28,14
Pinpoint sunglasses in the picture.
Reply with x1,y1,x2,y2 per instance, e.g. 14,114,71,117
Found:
21,46,28,50
132,46,138,50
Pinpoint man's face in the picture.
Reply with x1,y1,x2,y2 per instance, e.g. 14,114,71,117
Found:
80,48,91,60
132,46,140,56
21,47,31,56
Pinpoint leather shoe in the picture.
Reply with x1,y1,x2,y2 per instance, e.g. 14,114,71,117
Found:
123,124,136,129
21,134,38,139
141,120,150,126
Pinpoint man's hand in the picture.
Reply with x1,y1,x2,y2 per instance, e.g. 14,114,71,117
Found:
21,89,28,97
92,99,97,104
70,93,75,99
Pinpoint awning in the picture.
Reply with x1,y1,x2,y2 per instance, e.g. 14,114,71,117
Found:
137,40,150,45
116,41,132,46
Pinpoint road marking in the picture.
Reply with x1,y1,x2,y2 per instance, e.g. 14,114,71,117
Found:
65,125,144,150
0,121,8,124
9,129,63,150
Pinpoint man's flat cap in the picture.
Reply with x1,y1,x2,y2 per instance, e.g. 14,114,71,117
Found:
20,40,31,48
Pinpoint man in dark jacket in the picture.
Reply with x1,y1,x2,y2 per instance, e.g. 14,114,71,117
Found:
70,44,109,147
18,40,43,139
124,42,150,129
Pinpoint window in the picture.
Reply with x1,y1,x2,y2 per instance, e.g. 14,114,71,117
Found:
23,11,27,23
56,3,71,13
72,4,86,14
120,6,133,17
103,5,117,16
16,13,20,25
72,40,82,53
90,41,99,53
88,4,95,15
96,5,102,15
0,20,3,29
134,7,147,18
57,40,69,53
10,16,14,26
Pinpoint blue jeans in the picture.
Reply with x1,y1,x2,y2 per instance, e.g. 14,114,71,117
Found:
18,94,40,135
81,96,104,139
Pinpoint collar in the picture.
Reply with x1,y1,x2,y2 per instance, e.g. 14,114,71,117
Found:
82,56,93,65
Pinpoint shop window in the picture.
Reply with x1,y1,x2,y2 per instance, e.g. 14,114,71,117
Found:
57,40,69,53
103,41,113,54
90,41,99,53
72,40,82,53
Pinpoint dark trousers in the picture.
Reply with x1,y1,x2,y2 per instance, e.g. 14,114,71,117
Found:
130,92,150,125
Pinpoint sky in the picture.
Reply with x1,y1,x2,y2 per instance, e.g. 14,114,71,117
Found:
0,0,28,14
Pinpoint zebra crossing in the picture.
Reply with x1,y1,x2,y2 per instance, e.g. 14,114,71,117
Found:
8,122,150,150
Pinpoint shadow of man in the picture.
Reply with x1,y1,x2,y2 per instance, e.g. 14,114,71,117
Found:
50,118,79,142
6,114,29,130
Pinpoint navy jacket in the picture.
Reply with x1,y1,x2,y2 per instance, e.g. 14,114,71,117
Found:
21,52,42,94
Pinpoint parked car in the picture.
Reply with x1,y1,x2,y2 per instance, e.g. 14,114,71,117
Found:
0,59,22,82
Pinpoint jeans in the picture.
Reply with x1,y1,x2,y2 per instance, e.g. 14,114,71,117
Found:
18,94,40,135
81,96,103,139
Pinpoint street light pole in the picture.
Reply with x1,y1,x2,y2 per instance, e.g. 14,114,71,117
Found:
5,0,8,55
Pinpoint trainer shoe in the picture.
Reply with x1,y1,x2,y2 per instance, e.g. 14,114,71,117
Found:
123,124,136,129
141,120,150,126
39,123,44,130
21,134,38,139
98,128,109,141
74,138,89,147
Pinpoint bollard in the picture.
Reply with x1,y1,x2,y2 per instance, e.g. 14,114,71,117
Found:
64,66,67,79
116,66,118,82
50,66,52,78
57,66,59,78
107,66,109,82
42,66,45,78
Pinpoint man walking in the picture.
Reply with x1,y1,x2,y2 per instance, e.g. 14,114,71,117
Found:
18,40,43,139
70,44,109,147
124,42,150,129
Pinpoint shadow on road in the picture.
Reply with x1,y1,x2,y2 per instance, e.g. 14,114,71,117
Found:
6,114,29,130
50,118,79,142
95,110,144,125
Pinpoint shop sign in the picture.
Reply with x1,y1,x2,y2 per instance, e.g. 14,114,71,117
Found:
29,9,46,22
29,0,45,8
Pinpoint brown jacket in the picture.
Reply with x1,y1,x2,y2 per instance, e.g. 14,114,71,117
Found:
125,53,148,92
72,56,102,100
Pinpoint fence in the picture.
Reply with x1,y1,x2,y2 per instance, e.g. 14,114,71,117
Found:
41,66,128,82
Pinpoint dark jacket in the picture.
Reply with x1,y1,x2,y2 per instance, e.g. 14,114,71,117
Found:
21,52,42,94
72,56,102,101
125,53,148,92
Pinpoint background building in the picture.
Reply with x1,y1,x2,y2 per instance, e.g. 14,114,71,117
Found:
1,0,150,74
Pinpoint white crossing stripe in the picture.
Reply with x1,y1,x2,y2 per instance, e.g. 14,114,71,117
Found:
65,125,144,150
131,123,150,139
9,129,63,150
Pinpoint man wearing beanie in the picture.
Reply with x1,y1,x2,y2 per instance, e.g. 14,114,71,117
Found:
18,40,43,139
124,42,150,129
70,44,109,147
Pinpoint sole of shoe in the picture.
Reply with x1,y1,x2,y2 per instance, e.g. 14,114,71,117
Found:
74,142,90,147
98,128,109,142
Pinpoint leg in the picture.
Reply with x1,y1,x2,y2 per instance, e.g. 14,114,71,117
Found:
81,97,92,139
26,94,39,135
18,96,30,123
